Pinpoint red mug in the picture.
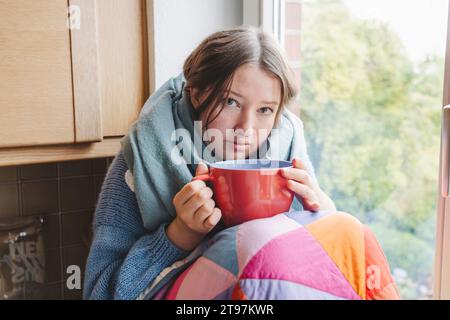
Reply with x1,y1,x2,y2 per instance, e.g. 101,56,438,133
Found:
192,159,294,227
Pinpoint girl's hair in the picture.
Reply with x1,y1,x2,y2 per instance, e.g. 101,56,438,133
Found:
183,25,298,129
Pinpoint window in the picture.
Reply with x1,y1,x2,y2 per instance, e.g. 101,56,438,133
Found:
271,0,449,299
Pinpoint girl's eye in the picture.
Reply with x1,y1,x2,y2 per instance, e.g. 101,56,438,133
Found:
259,107,274,115
225,98,238,108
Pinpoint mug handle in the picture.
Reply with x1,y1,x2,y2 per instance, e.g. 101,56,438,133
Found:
192,174,211,182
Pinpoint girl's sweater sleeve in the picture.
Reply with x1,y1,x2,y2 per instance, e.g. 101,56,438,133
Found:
83,152,190,300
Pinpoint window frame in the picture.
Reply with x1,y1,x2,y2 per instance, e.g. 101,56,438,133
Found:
435,0,450,301
266,0,450,300
243,0,278,36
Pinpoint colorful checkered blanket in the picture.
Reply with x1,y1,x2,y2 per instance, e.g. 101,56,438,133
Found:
139,211,400,300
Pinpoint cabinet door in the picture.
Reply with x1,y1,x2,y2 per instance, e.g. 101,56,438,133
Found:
0,0,148,149
96,0,149,137
0,0,76,148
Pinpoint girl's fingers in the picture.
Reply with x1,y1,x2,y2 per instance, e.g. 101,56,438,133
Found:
203,208,222,230
175,180,207,205
285,158,321,212
305,200,321,211
287,179,320,206
281,167,311,186
293,157,307,170
193,199,215,222
183,187,213,216
195,162,209,176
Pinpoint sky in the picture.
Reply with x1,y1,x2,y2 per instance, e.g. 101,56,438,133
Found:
343,0,449,62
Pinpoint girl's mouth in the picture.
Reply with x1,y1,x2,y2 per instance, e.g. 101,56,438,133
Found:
233,142,247,151
225,140,250,152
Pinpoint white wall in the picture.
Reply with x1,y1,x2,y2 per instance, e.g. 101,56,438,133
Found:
151,0,243,89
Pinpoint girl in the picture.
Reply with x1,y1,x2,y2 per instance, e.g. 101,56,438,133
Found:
83,25,336,300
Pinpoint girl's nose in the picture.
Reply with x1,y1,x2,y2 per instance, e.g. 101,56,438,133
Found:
235,110,255,132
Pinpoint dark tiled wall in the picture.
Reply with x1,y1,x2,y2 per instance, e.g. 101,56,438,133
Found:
0,156,115,300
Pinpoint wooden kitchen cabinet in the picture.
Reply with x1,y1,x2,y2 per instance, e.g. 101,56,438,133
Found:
0,0,76,148
0,0,149,165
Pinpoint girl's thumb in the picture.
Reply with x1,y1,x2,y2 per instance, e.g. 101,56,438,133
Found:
195,162,209,176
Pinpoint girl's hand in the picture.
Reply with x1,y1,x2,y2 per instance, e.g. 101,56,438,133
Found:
166,163,222,251
281,157,336,212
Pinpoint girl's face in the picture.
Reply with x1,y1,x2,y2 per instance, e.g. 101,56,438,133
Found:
190,64,281,160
